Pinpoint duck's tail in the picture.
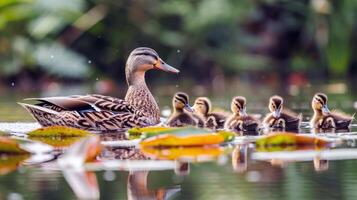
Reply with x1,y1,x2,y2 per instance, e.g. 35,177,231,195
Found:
18,102,61,127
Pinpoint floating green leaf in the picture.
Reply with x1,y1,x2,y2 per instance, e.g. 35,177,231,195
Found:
0,136,29,154
28,126,92,137
140,128,235,147
256,132,329,152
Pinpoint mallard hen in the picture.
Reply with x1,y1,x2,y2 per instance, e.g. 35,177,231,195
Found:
19,47,179,131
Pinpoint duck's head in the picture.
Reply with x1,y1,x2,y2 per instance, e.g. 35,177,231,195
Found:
312,93,330,114
231,96,247,117
269,95,284,118
126,47,179,85
173,92,193,112
193,97,211,116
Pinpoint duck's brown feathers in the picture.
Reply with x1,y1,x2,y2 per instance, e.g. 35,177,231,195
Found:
225,115,259,132
204,113,227,130
166,112,204,127
312,111,353,129
19,94,153,132
264,111,301,130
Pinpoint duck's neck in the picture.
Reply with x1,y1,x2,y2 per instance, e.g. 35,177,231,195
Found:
174,108,184,114
313,109,323,118
125,71,160,123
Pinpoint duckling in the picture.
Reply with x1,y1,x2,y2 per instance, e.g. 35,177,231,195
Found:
192,97,227,130
310,93,353,129
263,95,301,130
166,92,204,127
224,96,259,132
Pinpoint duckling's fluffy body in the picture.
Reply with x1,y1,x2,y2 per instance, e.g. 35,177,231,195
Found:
225,115,259,132
310,93,353,129
224,96,259,132
167,92,204,127
193,97,227,130
263,95,301,130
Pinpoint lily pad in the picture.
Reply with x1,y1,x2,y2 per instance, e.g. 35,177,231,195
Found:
0,154,30,175
142,127,213,139
139,127,235,147
28,126,92,137
256,132,329,152
0,137,30,154
141,146,224,160
127,126,177,139
29,137,83,148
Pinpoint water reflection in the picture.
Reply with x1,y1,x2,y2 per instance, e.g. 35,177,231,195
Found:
127,171,180,200
0,154,30,175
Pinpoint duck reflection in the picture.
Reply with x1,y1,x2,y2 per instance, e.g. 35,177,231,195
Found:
62,169,100,199
313,156,329,172
232,144,248,173
175,162,190,176
311,127,351,134
232,144,285,183
127,171,180,200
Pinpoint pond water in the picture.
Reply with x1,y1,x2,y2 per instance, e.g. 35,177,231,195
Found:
0,82,356,200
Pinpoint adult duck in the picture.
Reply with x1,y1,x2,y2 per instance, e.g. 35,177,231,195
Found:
19,47,179,131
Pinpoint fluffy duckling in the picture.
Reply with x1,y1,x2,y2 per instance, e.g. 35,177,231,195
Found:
263,95,301,130
166,92,204,127
310,93,353,129
224,96,259,132
192,97,227,130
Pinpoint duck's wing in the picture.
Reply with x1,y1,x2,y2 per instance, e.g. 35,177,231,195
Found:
281,112,300,123
24,94,140,114
18,102,149,131
330,112,353,128
19,94,150,131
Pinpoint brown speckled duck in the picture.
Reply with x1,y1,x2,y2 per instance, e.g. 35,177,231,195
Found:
192,97,227,130
19,47,179,131
310,93,353,129
166,92,204,127
263,95,301,130
224,96,259,132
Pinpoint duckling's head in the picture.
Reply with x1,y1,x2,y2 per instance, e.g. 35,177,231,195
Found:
172,92,193,112
126,47,179,85
193,97,211,116
312,93,330,114
269,95,284,118
231,96,247,117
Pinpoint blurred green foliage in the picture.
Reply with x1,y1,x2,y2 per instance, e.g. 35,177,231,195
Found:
0,0,356,81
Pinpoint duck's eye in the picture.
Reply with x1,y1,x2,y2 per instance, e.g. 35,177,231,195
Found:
153,59,160,67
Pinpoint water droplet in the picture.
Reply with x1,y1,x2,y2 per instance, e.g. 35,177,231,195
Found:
103,170,116,181
246,171,261,182
177,49,181,53
88,60,92,64
50,55,54,59
11,82,15,87
96,77,99,81
8,193,23,200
